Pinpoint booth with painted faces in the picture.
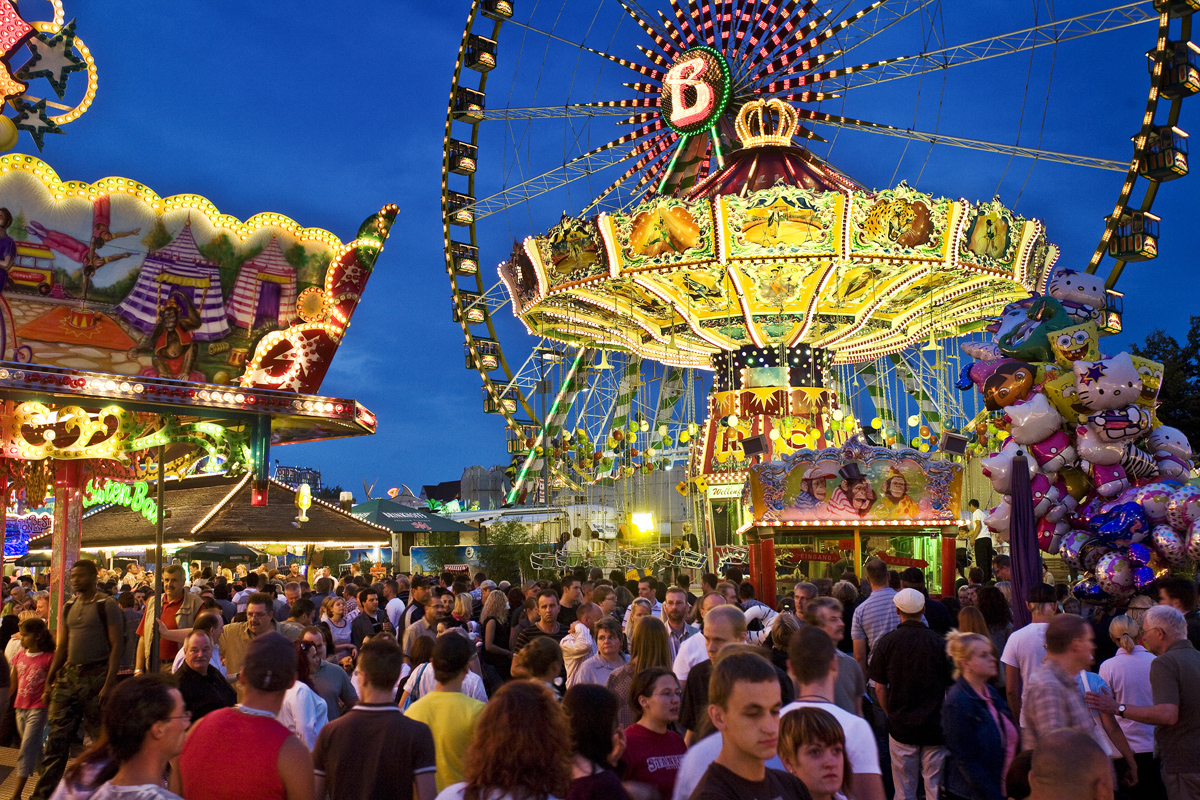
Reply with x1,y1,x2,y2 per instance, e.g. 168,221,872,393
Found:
740,440,965,602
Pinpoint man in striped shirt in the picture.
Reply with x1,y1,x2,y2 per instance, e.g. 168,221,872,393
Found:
852,559,899,674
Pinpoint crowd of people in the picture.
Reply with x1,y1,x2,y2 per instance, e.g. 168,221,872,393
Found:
0,551,1196,800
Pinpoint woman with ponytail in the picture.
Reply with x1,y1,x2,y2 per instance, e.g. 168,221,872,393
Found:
1098,614,1163,799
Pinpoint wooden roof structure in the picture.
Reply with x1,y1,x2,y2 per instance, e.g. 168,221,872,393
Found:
31,474,392,549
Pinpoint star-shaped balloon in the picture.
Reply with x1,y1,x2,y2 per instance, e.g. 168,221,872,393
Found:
11,96,63,150
16,19,86,99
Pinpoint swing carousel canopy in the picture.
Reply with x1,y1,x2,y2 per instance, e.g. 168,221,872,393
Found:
499,101,1057,368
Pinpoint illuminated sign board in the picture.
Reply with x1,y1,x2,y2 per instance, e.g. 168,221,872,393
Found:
660,46,731,135
82,479,158,523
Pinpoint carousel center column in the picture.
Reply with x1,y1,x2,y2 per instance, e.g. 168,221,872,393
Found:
50,460,83,629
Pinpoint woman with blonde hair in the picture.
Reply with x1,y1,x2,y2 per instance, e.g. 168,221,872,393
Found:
1097,614,1162,799
479,589,512,680
319,596,355,659
939,631,1017,800
605,616,671,730
953,606,1003,686
453,592,481,640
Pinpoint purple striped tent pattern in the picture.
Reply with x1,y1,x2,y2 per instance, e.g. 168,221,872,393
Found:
225,237,297,331
115,222,231,342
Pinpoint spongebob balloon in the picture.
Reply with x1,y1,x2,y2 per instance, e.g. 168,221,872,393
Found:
1049,322,1100,370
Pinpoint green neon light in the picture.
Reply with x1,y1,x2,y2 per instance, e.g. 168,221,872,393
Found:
658,134,692,195
82,478,158,523
709,126,724,169
505,350,588,505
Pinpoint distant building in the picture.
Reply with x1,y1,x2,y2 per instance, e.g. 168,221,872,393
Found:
460,465,509,509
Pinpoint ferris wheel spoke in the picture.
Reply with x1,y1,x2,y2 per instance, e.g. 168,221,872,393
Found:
476,105,636,121
468,128,672,220
814,3,1158,94
799,110,1128,171
582,136,678,214
619,0,681,60
739,0,819,62
754,54,905,94
820,0,938,62
502,18,666,81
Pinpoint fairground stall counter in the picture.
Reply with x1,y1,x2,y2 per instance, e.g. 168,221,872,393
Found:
0,156,396,626
736,440,965,602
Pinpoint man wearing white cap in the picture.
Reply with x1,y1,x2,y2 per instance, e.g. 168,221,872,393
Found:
867,587,954,800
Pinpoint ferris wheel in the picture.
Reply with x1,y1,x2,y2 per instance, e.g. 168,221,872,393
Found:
440,0,1195,500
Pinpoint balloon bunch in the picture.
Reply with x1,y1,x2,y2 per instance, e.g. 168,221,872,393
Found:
959,267,1194,605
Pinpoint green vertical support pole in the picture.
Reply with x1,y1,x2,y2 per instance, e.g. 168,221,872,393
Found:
150,444,165,672
251,415,271,507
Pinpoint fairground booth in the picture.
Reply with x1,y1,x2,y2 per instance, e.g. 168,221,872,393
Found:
0,156,396,624
741,440,964,601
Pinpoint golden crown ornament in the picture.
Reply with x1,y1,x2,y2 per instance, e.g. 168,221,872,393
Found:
735,99,800,148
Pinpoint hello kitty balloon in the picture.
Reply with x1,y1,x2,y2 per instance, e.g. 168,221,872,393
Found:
981,440,1037,495
1072,353,1143,412
1148,426,1193,479
1007,394,1063,445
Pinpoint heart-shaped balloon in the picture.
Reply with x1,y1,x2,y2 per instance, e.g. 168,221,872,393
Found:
1127,542,1153,566
1132,565,1156,590
1071,577,1114,605
1151,524,1189,566
1088,502,1150,549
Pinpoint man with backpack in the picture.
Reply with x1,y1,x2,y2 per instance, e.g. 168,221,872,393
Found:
31,559,124,800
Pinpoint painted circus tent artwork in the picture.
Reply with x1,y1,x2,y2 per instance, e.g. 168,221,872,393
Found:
0,158,337,385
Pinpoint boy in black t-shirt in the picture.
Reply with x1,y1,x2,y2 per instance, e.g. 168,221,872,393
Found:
689,648,812,800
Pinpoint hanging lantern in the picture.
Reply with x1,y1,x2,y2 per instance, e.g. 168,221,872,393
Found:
658,424,669,437
679,431,690,444
907,415,920,426
831,409,844,421
919,425,931,438
871,417,883,429
768,428,780,441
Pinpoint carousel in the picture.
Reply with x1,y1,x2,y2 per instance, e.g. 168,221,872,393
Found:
0,4,397,633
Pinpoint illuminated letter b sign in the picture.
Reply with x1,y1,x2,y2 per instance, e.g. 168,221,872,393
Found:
659,46,730,135
666,58,713,128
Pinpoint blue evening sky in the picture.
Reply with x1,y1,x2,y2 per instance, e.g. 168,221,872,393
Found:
35,1,1199,495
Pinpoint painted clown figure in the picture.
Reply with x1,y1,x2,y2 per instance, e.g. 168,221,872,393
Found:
876,467,920,519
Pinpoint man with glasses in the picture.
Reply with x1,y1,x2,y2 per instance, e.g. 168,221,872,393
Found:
1087,605,1200,800
219,593,278,678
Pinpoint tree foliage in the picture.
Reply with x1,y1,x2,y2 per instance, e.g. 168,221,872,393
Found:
315,484,344,501
478,521,538,584
419,531,461,574
1131,316,1200,447
142,217,173,252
